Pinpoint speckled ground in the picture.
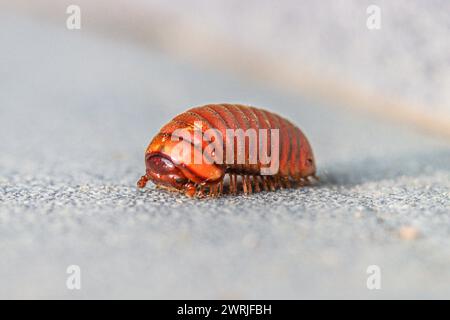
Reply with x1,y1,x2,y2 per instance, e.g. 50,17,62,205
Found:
0,13,449,299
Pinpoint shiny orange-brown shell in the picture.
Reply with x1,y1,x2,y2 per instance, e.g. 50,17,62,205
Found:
140,103,317,196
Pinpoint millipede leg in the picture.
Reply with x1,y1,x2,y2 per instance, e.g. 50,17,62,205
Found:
137,175,149,188
278,177,285,189
268,177,276,191
264,176,271,191
227,174,233,194
246,176,253,194
208,185,213,197
274,176,280,189
253,176,260,192
284,177,292,189
215,184,219,196
261,176,269,191
242,175,248,194
231,174,238,194
219,180,224,194
209,184,219,197
198,185,205,196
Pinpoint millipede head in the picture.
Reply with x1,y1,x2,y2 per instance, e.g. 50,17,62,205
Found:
137,132,224,197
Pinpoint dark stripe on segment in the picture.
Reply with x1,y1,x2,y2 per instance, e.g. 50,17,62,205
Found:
246,107,264,164
245,106,261,130
251,108,272,160
202,106,234,165
161,112,213,165
235,105,261,172
229,104,252,130
209,104,243,171
286,120,300,178
226,104,253,170
276,114,292,177
209,104,240,131
206,104,237,170
184,110,214,131
193,106,229,141
249,107,272,172
261,109,287,176
260,109,280,173
191,105,231,166
294,126,304,178
185,109,224,165
242,106,261,169
201,105,229,132
299,130,314,178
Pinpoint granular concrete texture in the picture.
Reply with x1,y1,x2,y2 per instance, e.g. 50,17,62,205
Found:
1,13,449,299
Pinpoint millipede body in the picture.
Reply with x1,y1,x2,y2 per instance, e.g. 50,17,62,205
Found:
137,104,317,197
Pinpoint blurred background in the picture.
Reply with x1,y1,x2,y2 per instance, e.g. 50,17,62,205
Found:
1,1,449,299
3,0,450,137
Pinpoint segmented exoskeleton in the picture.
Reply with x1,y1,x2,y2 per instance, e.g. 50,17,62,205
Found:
137,104,317,197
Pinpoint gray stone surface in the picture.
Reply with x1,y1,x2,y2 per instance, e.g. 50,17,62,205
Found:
1,13,449,299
